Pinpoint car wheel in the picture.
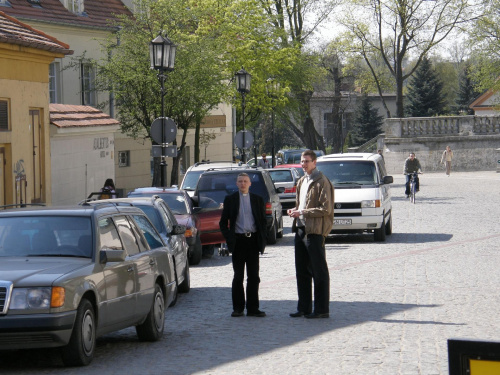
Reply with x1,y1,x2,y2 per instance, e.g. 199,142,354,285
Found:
178,262,190,293
267,218,277,245
202,244,215,258
276,215,284,239
61,298,95,366
189,236,202,265
385,214,392,235
374,220,387,242
136,283,165,341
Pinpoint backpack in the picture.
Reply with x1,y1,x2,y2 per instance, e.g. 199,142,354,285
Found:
101,187,113,200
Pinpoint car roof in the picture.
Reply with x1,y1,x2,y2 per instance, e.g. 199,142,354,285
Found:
275,163,301,168
186,161,246,171
317,153,381,162
129,187,185,195
0,204,144,217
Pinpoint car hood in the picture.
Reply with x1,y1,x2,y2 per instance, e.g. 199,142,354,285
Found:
334,187,382,202
0,258,90,287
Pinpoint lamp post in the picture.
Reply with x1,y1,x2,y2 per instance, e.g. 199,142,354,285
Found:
149,32,176,187
266,78,279,167
235,67,251,163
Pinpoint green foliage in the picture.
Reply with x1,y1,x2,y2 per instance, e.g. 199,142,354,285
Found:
405,57,446,117
456,62,481,115
350,94,383,146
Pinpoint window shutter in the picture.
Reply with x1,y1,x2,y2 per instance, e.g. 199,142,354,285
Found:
0,100,8,131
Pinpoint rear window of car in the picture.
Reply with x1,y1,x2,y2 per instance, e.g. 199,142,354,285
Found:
129,192,188,215
197,172,269,205
316,161,377,185
268,170,293,183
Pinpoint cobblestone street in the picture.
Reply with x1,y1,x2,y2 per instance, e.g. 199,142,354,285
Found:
1,171,499,375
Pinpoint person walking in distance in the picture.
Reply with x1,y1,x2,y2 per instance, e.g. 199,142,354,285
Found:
257,153,271,169
440,146,453,176
219,173,267,317
287,150,334,319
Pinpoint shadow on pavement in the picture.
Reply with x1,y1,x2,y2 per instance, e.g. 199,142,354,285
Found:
0,287,461,374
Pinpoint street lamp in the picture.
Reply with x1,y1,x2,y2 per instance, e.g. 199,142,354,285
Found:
235,67,251,163
266,77,279,167
149,32,176,187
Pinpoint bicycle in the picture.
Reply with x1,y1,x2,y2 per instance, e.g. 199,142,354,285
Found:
406,172,421,203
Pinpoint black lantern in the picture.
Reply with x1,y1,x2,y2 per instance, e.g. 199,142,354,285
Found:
149,34,176,72
235,67,251,94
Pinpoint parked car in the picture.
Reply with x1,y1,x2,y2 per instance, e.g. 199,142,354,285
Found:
274,163,304,177
89,196,190,293
315,153,394,241
0,203,177,366
179,161,247,197
127,188,202,265
265,167,302,210
246,155,282,167
193,168,284,245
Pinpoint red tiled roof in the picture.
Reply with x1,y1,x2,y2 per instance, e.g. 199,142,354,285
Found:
2,0,133,30
50,103,120,128
0,10,72,54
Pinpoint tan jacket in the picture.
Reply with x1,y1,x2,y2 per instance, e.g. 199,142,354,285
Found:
292,170,334,237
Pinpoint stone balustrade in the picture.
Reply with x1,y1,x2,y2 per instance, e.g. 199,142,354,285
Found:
385,115,500,138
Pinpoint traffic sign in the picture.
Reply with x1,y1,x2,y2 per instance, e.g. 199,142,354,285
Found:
151,117,177,144
234,130,254,149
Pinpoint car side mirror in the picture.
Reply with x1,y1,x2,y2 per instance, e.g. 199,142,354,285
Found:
100,248,126,263
172,224,186,235
383,176,394,184
191,195,199,207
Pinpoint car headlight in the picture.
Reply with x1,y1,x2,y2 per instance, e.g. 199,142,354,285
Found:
361,200,381,208
10,287,65,310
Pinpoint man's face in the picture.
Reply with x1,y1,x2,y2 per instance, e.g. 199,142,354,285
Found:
409,153,415,160
301,156,316,174
236,176,251,193
262,154,266,160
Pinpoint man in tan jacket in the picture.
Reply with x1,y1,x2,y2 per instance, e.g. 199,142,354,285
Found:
288,150,334,319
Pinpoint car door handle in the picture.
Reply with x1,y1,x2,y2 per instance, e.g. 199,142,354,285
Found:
149,259,156,266
127,266,134,272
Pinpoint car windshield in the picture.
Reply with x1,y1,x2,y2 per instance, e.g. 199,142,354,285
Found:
316,161,377,185
197,172,269,207
134,205,164,233
268,170,293,183
0,216,93,258
181,170,204,191
129,192,188,215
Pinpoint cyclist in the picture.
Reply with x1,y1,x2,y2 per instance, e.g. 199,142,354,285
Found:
403,152,423,198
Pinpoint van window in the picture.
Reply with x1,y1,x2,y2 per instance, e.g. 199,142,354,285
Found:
316,161,377,185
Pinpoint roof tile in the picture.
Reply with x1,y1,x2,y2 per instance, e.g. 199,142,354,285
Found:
50,103,120,128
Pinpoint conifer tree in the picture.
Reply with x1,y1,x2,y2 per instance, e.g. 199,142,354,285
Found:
351,94,384,146
456,63,480,115
406,56,446,117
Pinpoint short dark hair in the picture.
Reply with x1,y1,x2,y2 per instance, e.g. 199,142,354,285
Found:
237,172,250,179
301,149,317,161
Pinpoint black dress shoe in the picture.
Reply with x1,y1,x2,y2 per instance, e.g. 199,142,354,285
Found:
247,310,266,317
305,312,329,319
289,311,307,318
231,311,244,317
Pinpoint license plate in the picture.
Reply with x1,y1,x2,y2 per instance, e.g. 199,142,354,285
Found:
334,219,352,225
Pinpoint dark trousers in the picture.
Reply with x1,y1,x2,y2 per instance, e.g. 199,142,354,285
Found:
232,235,260,313
405,174,420,195
294,227,330,314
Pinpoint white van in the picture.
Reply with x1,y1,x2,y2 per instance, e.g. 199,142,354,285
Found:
316,153,393,241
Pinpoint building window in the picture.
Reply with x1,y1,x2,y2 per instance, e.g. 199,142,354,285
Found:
0,0,12,7
118,151,130,167
81,63,96,106
0,100,9,131
61,0,84,14
49,62,61,103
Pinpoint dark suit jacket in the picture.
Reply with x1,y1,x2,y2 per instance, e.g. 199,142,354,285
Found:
219,191,267,254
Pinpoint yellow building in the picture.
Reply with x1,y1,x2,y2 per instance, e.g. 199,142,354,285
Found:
0,11,72,207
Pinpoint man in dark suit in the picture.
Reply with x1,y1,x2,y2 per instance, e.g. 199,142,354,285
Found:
219,173,267,317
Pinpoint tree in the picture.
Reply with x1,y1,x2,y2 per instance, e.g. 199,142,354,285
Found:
405,56,446,117
351,94,384,146
340,0,480,118
456,62,480,114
